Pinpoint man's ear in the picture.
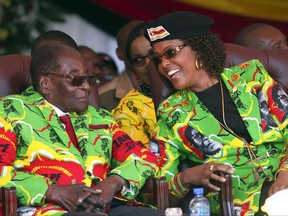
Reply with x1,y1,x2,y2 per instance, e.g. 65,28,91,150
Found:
116,47,124,61
39,76,50,95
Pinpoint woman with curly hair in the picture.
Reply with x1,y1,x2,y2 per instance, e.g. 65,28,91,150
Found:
144,11,288,215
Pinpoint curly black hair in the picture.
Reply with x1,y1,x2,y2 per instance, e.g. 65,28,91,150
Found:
183,33,226,78
154,33,226,90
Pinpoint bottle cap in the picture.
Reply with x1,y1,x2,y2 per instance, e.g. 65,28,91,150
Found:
193,188,204,195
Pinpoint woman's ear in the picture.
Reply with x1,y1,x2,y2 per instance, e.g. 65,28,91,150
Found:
116,47,124,61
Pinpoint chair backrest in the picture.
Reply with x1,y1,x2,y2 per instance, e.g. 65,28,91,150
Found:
0,54,32,97
0,54,100,107
148,43,288,110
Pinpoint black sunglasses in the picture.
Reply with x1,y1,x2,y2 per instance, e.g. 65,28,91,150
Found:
148,44,187,66
45,73,97,86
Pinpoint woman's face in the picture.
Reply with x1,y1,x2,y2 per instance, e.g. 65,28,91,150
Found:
130,36,151,85
151,39,207,90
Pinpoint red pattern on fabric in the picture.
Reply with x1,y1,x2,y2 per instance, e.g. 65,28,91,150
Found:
36,124,50,132
112,130,159,165
48,110,55,121
92,163,110,180
153,139,168,167
0,126,17,166
89,124,109,130
20,160,86,184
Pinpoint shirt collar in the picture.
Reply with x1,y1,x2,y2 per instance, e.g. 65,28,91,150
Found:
49,102,69,117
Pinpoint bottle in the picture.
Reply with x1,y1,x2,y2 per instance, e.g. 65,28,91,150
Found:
189,188,210,216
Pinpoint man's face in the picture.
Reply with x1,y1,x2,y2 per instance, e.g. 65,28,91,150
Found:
189,128,222,155
253,26,288,50
46,51,91,113
258,90,269,116
277,88,288,110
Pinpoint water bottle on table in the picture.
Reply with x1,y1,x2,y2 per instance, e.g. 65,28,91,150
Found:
189,188,210,216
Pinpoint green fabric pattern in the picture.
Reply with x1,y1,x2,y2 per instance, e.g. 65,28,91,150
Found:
153,60,288,215
0,86,159,215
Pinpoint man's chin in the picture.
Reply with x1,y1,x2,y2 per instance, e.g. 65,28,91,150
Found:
73,103,89,113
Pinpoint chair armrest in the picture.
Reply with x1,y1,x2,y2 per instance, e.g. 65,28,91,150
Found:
1,187,17,216
141,173,234,215
152,177,169,211
140,177,169,211
217,172,235,216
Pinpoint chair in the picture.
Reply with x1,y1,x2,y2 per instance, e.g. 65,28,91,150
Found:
147,43,288,215
0,187,17,216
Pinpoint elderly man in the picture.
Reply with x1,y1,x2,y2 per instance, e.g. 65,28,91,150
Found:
0,44,164,216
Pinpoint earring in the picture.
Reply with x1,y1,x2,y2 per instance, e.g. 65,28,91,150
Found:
195,59,202,70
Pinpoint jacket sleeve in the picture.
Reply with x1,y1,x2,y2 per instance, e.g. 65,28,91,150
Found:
109,123,160,199
0,116,53,206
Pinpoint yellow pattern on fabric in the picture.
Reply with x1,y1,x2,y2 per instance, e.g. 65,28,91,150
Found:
112,89,156,148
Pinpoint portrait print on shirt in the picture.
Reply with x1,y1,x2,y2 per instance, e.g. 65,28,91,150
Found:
256,88,277,131
184,126,222,156
271,84,288,122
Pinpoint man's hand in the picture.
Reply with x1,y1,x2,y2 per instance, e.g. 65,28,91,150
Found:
76,175,127,213
45,184,93,211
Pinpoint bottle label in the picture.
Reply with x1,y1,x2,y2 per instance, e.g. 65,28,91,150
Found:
189,206,210,216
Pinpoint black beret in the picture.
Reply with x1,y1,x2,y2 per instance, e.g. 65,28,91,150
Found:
144,11,214,45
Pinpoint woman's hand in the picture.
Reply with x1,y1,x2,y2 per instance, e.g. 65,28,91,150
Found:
268,171,288,197
181,162,235,191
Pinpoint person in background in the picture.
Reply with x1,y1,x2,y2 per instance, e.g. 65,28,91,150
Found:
112,22,156,148
144,11,288,215
234,23,288,50
0,44,164,216
98,20,143,112
79,45,102,85
97,52,119,86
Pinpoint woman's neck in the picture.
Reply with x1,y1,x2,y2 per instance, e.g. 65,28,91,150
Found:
189,75,219,93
